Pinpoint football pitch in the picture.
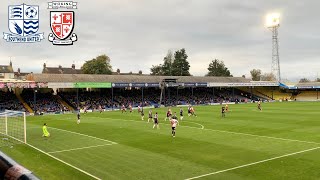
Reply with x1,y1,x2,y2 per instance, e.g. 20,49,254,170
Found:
1,102,320,180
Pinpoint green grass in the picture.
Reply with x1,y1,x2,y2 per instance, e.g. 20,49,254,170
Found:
1,102,320,179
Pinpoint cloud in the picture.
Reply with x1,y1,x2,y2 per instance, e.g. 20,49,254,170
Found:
0,0,319,81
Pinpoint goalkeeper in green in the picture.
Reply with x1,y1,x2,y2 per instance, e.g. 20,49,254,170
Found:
42,123,50,137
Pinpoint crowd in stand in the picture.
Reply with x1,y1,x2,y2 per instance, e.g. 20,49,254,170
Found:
1,88,251,113
60,91,113,110
21,90,69,114
0,91,25,112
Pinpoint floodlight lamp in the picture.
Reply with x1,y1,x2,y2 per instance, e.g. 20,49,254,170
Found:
266,13,280,28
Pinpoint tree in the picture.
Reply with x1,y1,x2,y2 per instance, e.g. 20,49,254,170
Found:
81,55,112,74
162,50,174,76
242,75,246,78
260,73,276,81
206,59,232,77
250,69,262,81
299,78,310,83
171,49,191,76
150,64,163,75
316,78,320,82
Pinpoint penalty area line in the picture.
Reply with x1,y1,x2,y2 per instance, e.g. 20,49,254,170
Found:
185,146,320,180
47,144,113,154
27,143,102,180
49,127,118,145
99,117,320,145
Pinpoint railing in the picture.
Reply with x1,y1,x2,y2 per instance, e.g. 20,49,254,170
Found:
0,151,40,180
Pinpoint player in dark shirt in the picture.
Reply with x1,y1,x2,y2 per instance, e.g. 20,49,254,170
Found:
188,106,191,117
77,111,81,124
221,107,225,118
179,108,184,121
172,112,178,120
165,108,172,121
141,109,144,121
153,112,159,129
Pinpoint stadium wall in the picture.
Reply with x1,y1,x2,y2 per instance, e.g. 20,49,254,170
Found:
0,151,39,180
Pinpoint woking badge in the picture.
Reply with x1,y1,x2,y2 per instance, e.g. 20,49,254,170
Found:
48,11,77,45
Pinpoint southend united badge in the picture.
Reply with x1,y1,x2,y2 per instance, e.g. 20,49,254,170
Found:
48,1,78,45
3,4,44,43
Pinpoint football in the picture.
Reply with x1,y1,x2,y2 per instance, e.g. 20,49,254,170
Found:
25,7,37,18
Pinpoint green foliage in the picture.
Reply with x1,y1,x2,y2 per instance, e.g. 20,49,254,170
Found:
171,48,191,76
150,49,191,76
260,73,276,81
162,51,174,76
206,59,232,77
81,55,112,74
299,78,310,83
250,69,262,81
150,64,163,75
316,78,320,82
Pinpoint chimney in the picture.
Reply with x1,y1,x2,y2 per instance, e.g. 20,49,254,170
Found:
58,65,63,74
72,64,75,69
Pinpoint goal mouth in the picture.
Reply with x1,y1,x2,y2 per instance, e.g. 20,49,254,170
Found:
0,110,26,147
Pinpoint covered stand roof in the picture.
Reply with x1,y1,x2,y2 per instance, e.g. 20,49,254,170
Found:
26,73,250,83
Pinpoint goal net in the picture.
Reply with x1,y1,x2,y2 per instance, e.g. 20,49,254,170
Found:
0,110,26,147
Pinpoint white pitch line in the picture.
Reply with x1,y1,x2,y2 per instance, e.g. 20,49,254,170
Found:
27,143,102,180
48,144,113,154
185,146,320,180
182,121,204,129
49,127,118,144
199,128,320,145
98,117,320,145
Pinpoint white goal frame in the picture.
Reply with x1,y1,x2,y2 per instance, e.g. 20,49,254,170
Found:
0,110,27,144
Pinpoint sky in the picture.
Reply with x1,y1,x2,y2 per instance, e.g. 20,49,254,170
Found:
0,0,320,82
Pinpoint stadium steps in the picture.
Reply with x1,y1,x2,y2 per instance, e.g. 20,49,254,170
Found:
235,88,266,100
55,95,75,111
295,91,319,101
255,90,273,100
15,94,34,113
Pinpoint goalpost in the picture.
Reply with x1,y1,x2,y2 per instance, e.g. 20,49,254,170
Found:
0,110,26,147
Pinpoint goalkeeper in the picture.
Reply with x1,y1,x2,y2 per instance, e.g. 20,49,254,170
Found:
42,123,50,137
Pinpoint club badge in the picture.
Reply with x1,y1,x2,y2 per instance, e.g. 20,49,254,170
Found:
3,4,44,43
48,1,78,45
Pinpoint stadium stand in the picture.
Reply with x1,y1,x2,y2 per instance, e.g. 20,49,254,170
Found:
21,90,69,114
238,87,292,101
0,90,25,112
295,91,319,101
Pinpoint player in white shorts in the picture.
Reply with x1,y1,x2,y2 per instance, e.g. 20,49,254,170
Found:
170,113,179,137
